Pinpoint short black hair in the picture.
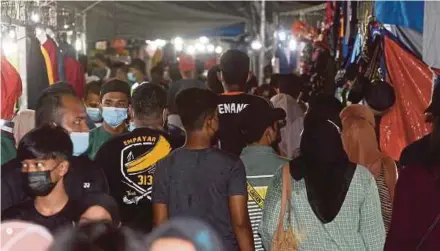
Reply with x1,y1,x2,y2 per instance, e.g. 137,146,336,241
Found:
84,81,102,99
207,65,224,94
129,58,146,75
49,222,145,251
100,79,131,101
220,50,250,88
253,84,277,100
176,88,218,131
131,83,167,120
36,86,78,127
277,74,303,99
110,62,129,77
17,124,73,161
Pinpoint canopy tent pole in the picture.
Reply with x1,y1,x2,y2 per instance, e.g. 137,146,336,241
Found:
81,0,103,13
258,0,266,86
279,3,326,17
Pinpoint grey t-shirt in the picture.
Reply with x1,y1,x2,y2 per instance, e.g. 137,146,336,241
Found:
152,147,247,251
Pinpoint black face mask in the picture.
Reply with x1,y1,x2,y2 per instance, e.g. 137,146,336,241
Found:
22,170,57,197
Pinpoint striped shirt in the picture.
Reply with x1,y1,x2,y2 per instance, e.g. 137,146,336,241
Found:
240,145,289,251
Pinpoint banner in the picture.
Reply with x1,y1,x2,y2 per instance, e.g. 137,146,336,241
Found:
380,35,432,161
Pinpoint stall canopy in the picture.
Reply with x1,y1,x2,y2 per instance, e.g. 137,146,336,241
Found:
59,1,317,42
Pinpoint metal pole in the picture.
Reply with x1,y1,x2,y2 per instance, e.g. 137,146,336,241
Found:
258,0,266,86
82,12,87,54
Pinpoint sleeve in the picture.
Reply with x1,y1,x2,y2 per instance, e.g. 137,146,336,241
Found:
259,168,283,250
359,173,386,251
227,159,247,196
89,149,110,194
152,159,169,204
1,176,14,212
384,167,415,250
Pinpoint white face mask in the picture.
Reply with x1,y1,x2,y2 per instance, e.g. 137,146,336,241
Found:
70,132,89,156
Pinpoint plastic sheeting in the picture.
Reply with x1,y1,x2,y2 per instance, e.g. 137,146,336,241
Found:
380,35,432,160
375,1,424,33
423,1,440,69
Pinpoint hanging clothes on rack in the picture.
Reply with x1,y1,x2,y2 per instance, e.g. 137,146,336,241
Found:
41,46,54,84
64,56,86,98
27,35,50,109
1,55,22,165
42,36,59,84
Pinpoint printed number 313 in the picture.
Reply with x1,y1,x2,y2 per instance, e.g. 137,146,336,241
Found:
137,175,153,186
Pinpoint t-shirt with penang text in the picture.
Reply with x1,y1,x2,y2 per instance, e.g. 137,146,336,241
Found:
218,92,269,156
152,148,248,251
94,127,182,233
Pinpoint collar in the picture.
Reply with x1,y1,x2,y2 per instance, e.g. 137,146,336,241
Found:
242,145,277,155
0,119,14,134
221,91,244,96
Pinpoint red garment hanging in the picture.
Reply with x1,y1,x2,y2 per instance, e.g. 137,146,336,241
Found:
42,38,59,82
380,35,432,160
1,56,22,120
64,57,86,98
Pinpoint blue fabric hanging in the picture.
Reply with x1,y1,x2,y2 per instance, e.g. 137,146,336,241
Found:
375,1,424,33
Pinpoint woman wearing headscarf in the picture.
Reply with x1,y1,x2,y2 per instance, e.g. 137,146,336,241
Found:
270,94,304,158
260,107,385,250
385,95,440,250
340,104,397,232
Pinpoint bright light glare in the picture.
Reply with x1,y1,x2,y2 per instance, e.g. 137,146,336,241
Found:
215,46,223,54
186,45,196,55
199,36,209,44
2,39,17,57
155,39,167,48
31,13,40,23
173,37,183,45
173,37,184,51
35,27,44,36
63,24,69,29
67,30,73,36
278,31,287,41
75,39,82,51
251,40,262,50
195,43,205,52
8,30,16,39
289,39,297,51
207,44,215,53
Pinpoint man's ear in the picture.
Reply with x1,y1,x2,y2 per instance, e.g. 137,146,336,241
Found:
58,160,70,177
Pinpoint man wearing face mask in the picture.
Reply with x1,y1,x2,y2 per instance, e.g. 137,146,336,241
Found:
86,79,130,160
1,125,88,233
128,58,147,92
83,81,103,127
1,86,109,212
237,100,289,251
94,83,184,233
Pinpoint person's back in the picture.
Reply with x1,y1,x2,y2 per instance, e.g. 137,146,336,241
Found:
153,147,246,249
238,99,289,250
152,88,254,251
94,83,181,233
217,49,269,156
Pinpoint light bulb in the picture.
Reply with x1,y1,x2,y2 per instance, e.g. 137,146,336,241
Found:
251,40,262,50
207,44,215,53
289,39,297,51
31,13,40,23
215,46,223,54
199,36,209,44
186,45,196,55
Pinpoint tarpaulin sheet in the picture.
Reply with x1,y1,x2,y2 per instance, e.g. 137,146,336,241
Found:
423,1,440,69
380,35,432,160
375,1,424,33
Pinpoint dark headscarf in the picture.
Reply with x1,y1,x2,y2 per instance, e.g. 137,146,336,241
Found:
291,109,355,223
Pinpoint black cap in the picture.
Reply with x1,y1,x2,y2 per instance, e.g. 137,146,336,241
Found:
426,84,440,117
220,50,250,74
238,98,286,143
145,217,224,251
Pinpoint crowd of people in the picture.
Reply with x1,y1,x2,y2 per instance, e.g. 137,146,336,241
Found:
1,48,440,251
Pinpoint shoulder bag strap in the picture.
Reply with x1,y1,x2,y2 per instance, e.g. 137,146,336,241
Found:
276,163,292,233
247,182,265,209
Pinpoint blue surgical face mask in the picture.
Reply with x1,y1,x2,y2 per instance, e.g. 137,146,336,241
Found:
127,72,136,83
102,107,128,128
70,132,89,156
86,107,102,122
